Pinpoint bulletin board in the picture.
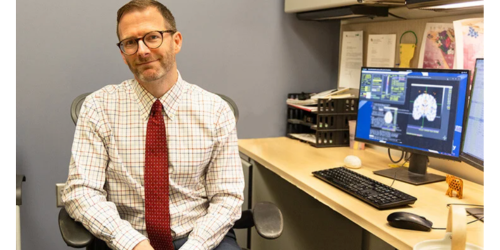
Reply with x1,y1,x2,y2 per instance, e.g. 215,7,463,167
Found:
340,12,484,69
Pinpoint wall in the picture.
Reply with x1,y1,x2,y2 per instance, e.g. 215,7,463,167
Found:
16,0,340,249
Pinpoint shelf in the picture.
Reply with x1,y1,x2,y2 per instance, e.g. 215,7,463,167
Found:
287,119,315,128
341,6,483,24
311,125,349,131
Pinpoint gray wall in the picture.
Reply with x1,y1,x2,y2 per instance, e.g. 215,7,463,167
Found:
17,0,340,249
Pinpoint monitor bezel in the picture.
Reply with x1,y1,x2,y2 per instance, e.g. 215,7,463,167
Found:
354,66,470,162
459,58,484,171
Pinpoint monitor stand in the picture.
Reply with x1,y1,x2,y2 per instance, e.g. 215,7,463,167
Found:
373,154,445,185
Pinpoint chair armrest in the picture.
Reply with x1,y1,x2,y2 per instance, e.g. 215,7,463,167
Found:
233,209,255,229
16,175,26,206
252,201,283,239
58,208,94,248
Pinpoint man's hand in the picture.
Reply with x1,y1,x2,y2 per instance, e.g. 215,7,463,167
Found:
133,240,154,250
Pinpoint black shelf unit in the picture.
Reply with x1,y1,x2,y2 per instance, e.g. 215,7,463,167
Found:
286,93,358,148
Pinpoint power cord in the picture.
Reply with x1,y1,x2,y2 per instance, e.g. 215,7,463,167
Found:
390,154,411,187
388,12,407,20
388,148,408,163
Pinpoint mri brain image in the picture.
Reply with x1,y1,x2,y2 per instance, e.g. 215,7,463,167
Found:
384,111,393,124
412,93,437,122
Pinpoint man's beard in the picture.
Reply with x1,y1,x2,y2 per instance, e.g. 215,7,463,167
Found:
127,49,175,83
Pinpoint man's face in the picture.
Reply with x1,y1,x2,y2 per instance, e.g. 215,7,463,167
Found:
118,7,182,84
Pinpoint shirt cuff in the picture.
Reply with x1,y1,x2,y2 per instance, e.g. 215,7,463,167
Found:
110,224,148,250
178,237,207,250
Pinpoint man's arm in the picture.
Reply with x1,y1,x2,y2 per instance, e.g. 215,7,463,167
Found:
62,96,148,250
180,100,245,250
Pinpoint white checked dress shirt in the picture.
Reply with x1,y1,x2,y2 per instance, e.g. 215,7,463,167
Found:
62,72,244,250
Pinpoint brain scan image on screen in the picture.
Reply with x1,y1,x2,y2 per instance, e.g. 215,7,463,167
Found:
384,110,393,124
412,93,438,122
407,84,449,140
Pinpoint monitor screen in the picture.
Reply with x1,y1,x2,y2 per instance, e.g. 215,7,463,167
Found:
460,59,484,171
355,67,470,160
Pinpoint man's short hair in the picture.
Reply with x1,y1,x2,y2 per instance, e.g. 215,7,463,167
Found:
117,0,177,40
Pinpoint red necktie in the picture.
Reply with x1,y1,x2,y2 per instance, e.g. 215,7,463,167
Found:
144,100,175,250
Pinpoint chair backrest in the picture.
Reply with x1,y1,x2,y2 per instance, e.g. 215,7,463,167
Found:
71,93,91,125
216,94,239,123
70,92,238,125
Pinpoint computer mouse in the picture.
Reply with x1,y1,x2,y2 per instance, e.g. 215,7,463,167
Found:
344,155,362,169
387,212,433,232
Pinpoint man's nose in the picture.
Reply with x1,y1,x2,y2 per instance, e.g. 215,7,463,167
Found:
136,40,151,56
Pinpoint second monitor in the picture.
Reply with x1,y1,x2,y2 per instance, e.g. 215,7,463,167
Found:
355,67,470,185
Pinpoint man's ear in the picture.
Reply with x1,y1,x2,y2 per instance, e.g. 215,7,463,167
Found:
173,31,183,54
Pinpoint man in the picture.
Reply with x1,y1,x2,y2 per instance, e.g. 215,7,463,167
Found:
61,1,244,250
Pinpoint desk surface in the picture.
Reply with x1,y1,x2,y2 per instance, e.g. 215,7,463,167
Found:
239,137,484,250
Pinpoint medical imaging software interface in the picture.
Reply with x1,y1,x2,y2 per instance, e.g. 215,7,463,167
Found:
356,68,469,158
463,59,484,162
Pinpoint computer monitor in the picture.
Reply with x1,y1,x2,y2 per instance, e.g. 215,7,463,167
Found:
460,58,484,171
355,67,470,185
460,58,484,221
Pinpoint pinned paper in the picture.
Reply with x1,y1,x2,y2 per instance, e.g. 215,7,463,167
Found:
367,34,396,67
339,31,363,89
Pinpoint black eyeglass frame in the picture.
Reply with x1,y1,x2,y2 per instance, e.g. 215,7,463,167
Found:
117,30,176,55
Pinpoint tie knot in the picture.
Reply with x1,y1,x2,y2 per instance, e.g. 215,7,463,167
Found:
152,100,163,115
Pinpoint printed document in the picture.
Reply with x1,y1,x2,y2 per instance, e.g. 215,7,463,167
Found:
367,34,396,67
339,31,363,89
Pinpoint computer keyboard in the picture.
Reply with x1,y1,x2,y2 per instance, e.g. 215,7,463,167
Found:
312,167,417,210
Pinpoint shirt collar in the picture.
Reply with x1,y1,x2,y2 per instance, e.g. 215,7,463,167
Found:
131,71,185,121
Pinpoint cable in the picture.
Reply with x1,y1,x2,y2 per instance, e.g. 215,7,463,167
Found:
390,155,412,187
388,148,405,163
467,217,484,224
433,216,484,230
389,12,407,20
404,152,411,161
446,203,483,208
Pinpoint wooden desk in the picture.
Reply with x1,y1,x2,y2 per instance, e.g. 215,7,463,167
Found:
239,137,484,250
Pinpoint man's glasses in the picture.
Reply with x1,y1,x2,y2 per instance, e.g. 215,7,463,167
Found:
117,30,176,55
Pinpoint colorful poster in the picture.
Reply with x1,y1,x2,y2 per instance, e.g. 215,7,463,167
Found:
418,23,455,69
453,18,484,73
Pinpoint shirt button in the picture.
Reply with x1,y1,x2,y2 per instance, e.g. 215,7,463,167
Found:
169,166,173,174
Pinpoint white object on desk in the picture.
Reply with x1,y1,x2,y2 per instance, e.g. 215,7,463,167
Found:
344,155,362,169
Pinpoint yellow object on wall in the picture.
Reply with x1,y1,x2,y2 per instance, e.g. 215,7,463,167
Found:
399,44,415,68
399,31,417,68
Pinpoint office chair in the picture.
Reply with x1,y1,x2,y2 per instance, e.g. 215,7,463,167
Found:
57,92,283,250
17,175,26,250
